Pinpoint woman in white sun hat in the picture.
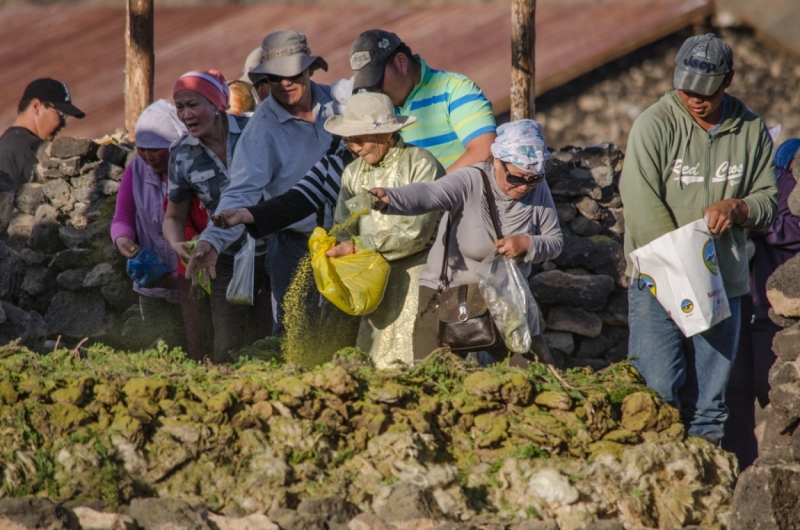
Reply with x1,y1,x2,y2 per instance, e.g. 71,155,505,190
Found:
324,91,445,368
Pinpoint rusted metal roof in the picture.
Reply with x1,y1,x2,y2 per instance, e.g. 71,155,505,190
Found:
0,1,711,139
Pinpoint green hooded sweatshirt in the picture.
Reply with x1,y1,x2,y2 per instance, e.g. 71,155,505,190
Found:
620,91,777,298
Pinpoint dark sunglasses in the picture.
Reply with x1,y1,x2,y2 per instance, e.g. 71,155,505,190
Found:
45,103,67,121
265,72,304,84
501,162,544,187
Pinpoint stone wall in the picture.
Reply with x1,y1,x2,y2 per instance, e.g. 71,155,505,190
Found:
0,133,138,352
0,135,629,367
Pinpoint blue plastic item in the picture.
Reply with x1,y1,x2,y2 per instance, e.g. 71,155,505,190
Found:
126,248,171,288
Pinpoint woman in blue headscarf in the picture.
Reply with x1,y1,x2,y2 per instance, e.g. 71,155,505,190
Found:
724,137,800,470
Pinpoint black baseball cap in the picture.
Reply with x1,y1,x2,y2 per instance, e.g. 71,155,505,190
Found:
21,78,85,118
349,29,402,91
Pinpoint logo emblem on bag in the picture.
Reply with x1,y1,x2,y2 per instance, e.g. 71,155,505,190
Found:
639,274,657,297
702,240,719,276
681,299,694,313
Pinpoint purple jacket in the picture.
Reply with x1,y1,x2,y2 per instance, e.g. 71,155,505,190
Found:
750,169,800,319
111,156,178,302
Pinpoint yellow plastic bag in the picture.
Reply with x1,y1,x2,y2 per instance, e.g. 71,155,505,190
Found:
309,226,390,316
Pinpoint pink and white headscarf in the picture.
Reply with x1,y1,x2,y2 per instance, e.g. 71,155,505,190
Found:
173,70,230,112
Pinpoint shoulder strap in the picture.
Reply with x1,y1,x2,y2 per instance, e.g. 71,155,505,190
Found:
477,167,504,240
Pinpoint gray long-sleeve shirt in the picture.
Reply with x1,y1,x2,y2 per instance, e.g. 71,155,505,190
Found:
383,162,563,289
199,82,335,253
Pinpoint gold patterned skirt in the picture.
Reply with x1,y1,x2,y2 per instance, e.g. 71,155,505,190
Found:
356,250,428,369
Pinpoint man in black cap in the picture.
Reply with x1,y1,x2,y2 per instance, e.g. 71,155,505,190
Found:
349,29,496,173
0,78,85,191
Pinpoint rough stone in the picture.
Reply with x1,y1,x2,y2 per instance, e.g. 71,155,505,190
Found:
45,291,106,338
102,280,138,310
789,185,800,218
766,255,800,317
769,308,799,329
543,331,575,355
576,335,615,359
57,268,91,291
43,178,75,211
0,496,81,530
268,509,326,530
768,383,800,433
547,167,602,200
546,306,603,337
0,241,15,300
570,216,603,237
348,514,394,530
14,183,45,215
770,361,798,387
555,234,625,282
555,202,576,224
50,137,98,159
0,302,46,351
589,165,615,188
598,291,628,326
129,498,210,530
58,157,82,177
297,497,360,525
378,484,445,523
602,207,624,235
71,506,138,530
584,522,624,530
97,144,131,167
206,513,279,530
71,174,98,190
772,324,800,362
7,212,35,240
50,249,94,271
85,161,125,183
573,196,603,221
99,179,120,195
27,223,64,253
83,262,120,288
21,266,57,297
508,520,559,530
530,270,615,311
59,225,96,249
730,464,800,530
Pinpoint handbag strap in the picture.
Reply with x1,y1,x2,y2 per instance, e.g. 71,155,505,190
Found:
437,165,504,292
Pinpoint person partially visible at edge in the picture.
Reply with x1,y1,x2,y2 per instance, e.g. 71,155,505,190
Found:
619,33,778,446
724,138,800,469
162,70,270,363
241,46,270,102
369,119,562,367
320,92,445,367
349,29,496,172
0,78,85,191
187,30,337,335
227,80,259,116
111,100,212,357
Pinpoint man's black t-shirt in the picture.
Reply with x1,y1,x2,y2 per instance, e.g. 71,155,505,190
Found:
0,126,42,191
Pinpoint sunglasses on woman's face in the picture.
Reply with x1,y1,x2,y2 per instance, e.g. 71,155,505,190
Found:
502,162,544,187
265,72,304,84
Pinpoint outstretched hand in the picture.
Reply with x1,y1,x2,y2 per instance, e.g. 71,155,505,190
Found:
368,188,389,211
115,236,141,259
185,241,218,289
212,208,255,229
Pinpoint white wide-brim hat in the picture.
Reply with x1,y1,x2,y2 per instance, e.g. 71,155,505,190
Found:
324,92,416,137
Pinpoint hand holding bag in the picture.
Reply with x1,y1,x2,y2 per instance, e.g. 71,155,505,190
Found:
436,169,502,352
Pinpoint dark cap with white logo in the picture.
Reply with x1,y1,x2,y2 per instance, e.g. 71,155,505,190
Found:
21,78,85,118
673,34,733,97
349,29,402,91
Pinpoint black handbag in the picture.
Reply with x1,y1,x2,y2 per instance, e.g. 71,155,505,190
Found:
436,169,503,352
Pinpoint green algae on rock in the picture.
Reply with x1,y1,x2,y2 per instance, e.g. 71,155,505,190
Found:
0,344,735,528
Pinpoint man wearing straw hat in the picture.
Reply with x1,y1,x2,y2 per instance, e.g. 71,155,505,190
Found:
189,30,337,335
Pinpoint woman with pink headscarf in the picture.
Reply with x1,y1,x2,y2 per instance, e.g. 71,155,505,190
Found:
163,70,269,363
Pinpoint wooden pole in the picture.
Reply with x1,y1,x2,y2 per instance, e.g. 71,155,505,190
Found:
125,0,154,140
510,0,536,120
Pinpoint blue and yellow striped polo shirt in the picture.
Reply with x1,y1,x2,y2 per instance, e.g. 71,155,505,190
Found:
397,57,496,169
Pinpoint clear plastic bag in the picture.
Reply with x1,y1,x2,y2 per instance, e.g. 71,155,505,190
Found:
226,235,255,305
475,250,541,353
345,190,378,215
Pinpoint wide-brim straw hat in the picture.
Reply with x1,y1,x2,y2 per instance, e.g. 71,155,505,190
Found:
248,30,328,83
324,92,416,137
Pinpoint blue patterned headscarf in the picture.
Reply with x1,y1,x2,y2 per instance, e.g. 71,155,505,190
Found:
490,119,549,174
775,138,800,171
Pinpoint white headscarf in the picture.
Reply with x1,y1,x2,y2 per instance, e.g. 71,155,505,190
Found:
135,99,187,149
490,119,550,174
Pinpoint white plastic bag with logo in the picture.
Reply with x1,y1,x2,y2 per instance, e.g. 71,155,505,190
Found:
226,235,255,305
629,218,730,337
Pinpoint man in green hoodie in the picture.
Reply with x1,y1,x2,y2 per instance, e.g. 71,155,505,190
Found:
620,34,777,445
